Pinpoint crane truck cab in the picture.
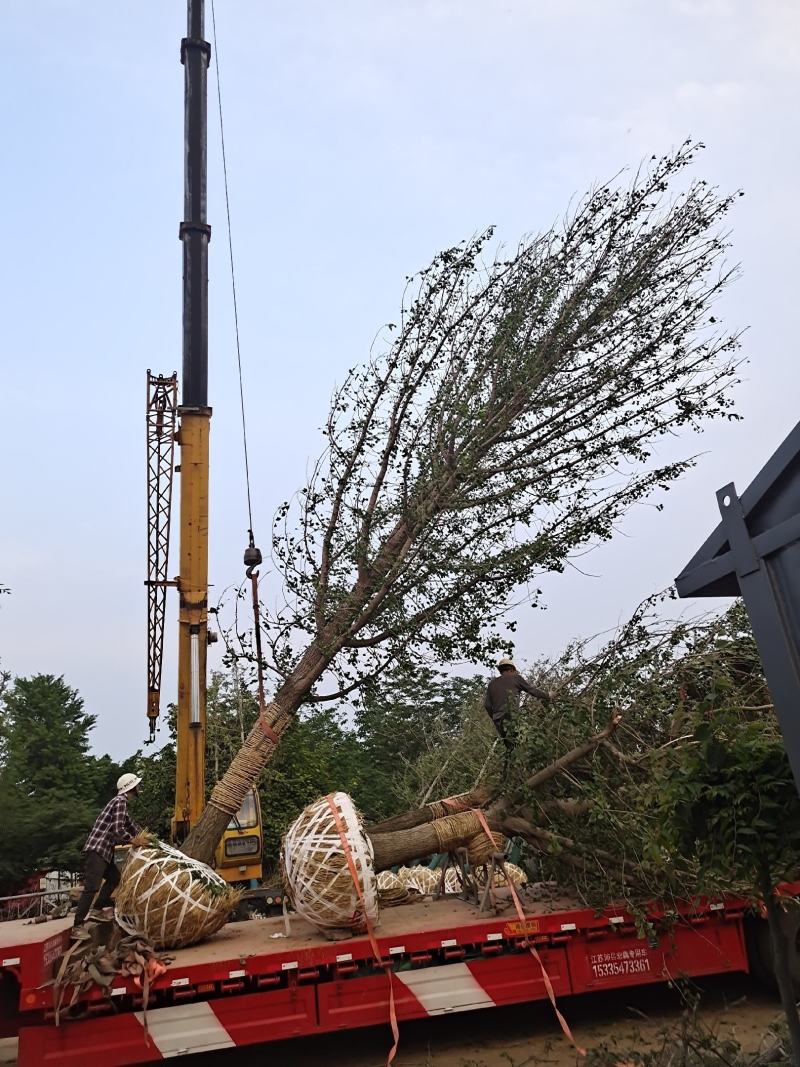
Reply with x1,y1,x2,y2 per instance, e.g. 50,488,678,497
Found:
215,787,263,886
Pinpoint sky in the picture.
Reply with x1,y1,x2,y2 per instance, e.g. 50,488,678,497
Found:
1,0,798,761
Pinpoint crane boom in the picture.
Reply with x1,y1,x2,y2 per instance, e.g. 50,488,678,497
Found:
174,0,212,839
145,371,178,742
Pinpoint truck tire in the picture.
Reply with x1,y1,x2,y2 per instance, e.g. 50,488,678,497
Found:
0,972,20,1038
745,908,800,994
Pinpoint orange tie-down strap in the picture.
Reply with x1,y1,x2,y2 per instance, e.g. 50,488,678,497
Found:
325,794,399,1066
258,712,280,745
472,807,587,1058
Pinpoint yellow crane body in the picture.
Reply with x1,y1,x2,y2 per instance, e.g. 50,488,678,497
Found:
173,407,211,841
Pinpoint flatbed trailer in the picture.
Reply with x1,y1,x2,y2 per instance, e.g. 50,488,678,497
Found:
0,882,784,1066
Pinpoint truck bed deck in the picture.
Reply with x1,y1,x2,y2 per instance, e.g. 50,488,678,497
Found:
1,887,757,1066
0,885,577,990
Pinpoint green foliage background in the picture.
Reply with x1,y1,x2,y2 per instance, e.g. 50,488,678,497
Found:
2,601,798,907
0,675,134,891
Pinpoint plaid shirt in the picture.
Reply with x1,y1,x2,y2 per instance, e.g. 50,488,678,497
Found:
83,794,139,864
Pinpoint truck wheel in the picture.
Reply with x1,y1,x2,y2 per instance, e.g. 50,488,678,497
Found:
0,973,20,1038
745,908,800,994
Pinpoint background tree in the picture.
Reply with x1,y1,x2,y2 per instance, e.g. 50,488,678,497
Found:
128,671,369,870
184,142,742,862
0,674,126,891
653,675,800,1061
354,665,485,820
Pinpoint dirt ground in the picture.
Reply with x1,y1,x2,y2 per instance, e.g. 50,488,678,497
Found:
189,973,783,1066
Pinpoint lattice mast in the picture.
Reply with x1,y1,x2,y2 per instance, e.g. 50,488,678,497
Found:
145,371,178,743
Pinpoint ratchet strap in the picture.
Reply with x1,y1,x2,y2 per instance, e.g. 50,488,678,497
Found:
325,794,399,1065
472,807,586,1057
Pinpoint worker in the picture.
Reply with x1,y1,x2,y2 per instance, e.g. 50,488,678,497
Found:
485,657,551,769
71,773,142,937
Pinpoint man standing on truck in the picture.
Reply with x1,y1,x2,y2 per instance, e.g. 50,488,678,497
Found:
485,658,551,771
71,773,142,938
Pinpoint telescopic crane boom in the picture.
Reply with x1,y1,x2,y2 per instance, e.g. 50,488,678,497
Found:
143,2,264,885
173,0,212,842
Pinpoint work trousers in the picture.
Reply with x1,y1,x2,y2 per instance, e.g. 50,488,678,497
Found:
73,849,120,926
490,713,514,774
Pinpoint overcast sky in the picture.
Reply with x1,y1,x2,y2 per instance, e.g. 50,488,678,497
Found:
1,1,798,761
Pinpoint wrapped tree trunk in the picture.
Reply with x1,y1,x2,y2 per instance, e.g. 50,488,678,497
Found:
369,811,505,871
368,789,491,835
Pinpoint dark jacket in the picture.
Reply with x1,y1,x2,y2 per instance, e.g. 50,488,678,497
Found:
484,672,550,724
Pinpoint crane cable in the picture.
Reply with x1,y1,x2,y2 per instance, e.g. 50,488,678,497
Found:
210,0,269,727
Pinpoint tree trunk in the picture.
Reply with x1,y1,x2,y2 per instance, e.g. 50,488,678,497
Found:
369,811,504,871
368,788,491,835
369,824,440,870
759,865,800,1067
182,643,330,863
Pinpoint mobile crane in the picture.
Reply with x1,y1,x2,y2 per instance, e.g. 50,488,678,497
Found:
3,3,800,1063
143,0,263,886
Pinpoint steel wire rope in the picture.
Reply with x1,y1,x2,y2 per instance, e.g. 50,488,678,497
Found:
209,0,271,747
210,0,254,534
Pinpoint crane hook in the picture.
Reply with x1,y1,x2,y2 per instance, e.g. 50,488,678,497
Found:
243,529,268,720
244,528,262,578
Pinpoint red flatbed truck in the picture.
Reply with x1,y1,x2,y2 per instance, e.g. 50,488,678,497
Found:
0,884,788,1065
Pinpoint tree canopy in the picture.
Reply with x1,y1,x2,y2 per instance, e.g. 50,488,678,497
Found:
0,674,128,891
185,142,743,862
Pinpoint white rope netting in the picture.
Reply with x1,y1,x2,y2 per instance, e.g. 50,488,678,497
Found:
396,865,440,895
281,792,378,932
474,861,528,888
114,840,239,950
444,866,462,893
377,869,411,906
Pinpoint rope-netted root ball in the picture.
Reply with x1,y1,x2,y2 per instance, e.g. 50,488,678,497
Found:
377,869,411,906
281,792,378,933
397,865,440,895
114,839,240,950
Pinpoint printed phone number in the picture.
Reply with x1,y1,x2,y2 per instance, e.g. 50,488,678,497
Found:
590,958,651,978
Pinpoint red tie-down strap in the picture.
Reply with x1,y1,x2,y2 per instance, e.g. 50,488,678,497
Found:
325,793,399,1065
472,807,587,1058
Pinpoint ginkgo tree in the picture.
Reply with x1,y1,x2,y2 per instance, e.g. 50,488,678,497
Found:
183,141,742,863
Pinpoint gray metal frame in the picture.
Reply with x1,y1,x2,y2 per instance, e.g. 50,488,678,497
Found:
675,419,800,792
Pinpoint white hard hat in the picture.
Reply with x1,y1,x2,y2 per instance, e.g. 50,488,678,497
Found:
497,657,516,671
117,773,142,795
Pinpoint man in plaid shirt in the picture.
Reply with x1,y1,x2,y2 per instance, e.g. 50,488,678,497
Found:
72,772,142,935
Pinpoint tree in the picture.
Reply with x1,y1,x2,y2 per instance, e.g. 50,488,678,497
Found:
654,694,800,1062
0,674,123,890
364,602,774,894
360,602,800,1055
354,664,485,821
184,142,742,862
